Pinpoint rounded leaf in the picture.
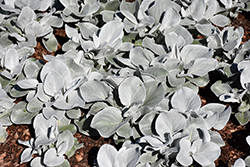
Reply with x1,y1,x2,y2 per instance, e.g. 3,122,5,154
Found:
11,102,38,124
44,148,65,166
156,110,186,136
40,59,72,85
90,107,125,138
99,20,124,45
43,71,64,96
17,79,38,89
241,67,250,89
187,58,217,76
171,87,201,112
97,144,118,167
80,80,110,102
130,47,154,67
118,77,146,106
192,140,220,166
210,14,230,27
4,48,19,70
176,138,193,166
143,81,165,108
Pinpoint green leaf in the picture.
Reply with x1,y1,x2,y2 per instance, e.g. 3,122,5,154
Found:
42,33,58,52
235,111,250,125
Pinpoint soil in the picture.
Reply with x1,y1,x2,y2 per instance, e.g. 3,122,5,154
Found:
0,9,250,167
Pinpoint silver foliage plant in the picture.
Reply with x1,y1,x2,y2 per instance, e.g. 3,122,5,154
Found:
0,0,250,166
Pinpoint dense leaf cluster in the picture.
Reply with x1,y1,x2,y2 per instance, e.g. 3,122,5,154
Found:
1,0,250,166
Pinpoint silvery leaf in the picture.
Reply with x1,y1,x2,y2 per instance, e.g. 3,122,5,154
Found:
26,21,53,38
176,138,193,166
17,79,38,89
78,22,98,40
147,0,180,23
211,80,231,97
43,71,64,97
9,33,26,41
165,32,186,49
27,97,43,113
116,122,131,138
44,148,65,166
44,15,63,28
65,24,79,41
15,0,41,10
209,131,225,147
142,37,167,56
164,25,193,45
246,156,250,166
168,69,185,87
130,47,154,67
233,158,245,167
88,102,108,116
204,0,219,19
0,89,6,100
100,10,115,22
187,0,205,21
200,103,231,130
90,107,127,138
56,130,74,155
171,87,201,113
20,148,34,163
187,58,217,76
192,140,220,166
42,33,58,52
40,0,53,11
56,141,68,158
241,67,250,89
43,107,65,120
53,95,72,110
23,61,39,79
118,42,134,52
16,6,36,31
98,20,124,45
30,157,44,167
3,48,19,70
118,144,140,167
18,47,35,59
97,144,118,167
118,77,146,106
55,159,71,167
195,23,215,36
41,58,72,83
180,45,213,67
18,34,37,48
187,74,210,87
209,14,230,27
120,0,139,24
11,102,38,124
80,80,110,102
156,110,186,137
0,128,8,143
143,81,165,108
160,8,180,31
247,136,250,146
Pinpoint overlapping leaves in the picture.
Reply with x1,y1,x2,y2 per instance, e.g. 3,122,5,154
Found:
0,0,249,167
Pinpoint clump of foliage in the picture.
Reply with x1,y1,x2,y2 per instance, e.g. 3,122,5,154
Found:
0,0,250,166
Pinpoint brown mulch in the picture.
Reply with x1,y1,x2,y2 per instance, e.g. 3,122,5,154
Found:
1,9,250,167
